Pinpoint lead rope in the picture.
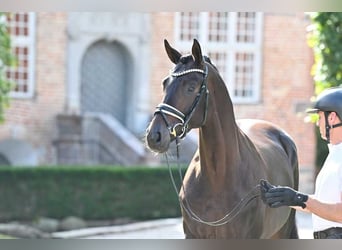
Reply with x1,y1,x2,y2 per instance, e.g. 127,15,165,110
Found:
165,137,262,227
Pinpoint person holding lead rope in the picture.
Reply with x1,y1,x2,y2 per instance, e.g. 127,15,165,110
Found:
260,87,342,239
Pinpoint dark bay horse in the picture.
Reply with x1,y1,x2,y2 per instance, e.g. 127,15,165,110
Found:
145,39,299,238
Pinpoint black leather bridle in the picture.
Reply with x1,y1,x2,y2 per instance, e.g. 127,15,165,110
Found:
154,65,209,139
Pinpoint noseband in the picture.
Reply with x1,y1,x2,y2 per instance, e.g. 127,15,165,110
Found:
154,65,209,139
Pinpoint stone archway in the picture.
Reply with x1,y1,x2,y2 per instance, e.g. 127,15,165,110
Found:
81,40,131,125
67,13,151,134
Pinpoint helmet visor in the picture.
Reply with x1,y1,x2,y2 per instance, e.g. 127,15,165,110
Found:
305,108,319,114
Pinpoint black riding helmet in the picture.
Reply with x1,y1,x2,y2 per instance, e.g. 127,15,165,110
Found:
306,87,342,143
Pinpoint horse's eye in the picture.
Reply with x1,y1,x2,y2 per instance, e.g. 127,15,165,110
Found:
187,86,195,93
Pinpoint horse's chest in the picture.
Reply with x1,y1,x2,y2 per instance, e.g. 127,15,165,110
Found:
180,187,262,238
180,196,238,238
182,211,253,238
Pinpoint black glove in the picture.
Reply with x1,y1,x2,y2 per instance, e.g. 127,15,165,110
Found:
259,179,275,204
259,180,308,209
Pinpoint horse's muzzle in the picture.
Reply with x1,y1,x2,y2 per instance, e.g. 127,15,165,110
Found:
145,118,171,153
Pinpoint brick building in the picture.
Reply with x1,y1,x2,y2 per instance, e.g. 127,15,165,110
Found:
0,12,315,182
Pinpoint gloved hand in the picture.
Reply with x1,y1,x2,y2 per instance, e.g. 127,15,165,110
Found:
259,179,275,203
259,180,308,209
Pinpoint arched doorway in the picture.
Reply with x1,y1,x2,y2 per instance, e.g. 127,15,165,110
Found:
80,40,131,126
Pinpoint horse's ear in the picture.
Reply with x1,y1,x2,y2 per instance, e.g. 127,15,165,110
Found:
164,39,181,64
192,39,203,65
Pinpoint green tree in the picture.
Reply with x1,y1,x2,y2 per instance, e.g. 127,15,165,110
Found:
307,12,342,170
0,12,16,123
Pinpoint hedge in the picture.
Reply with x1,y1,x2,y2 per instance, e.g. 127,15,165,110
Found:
0,166,186,222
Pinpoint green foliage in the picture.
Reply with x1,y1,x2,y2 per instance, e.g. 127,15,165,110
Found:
308,12,342,94
0,12,16,123
0,166,185,222
307,12,342,169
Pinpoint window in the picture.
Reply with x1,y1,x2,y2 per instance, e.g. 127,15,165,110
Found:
6,12,36,98
175,12,263,103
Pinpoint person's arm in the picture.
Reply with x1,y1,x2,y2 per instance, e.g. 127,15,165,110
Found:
261,180,342,222
302,194,342,223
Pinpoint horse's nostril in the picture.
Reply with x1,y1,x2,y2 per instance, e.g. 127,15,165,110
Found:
147,130,162,146
150,131,161,143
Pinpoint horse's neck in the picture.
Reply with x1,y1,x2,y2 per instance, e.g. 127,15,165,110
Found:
198,95,242,189
199,116,241,166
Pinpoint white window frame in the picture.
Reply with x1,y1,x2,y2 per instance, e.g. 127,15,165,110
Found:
7,12,36,99
174,12,263,104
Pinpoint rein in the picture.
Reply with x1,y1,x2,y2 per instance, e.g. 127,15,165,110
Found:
165,138,261,227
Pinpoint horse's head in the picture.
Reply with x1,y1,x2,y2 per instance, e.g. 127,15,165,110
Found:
146,39,210,153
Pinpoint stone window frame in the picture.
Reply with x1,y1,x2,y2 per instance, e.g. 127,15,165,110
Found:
174,12,263,104
6,12,36,99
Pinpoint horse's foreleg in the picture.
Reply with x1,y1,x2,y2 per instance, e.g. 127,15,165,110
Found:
182,220,196,239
